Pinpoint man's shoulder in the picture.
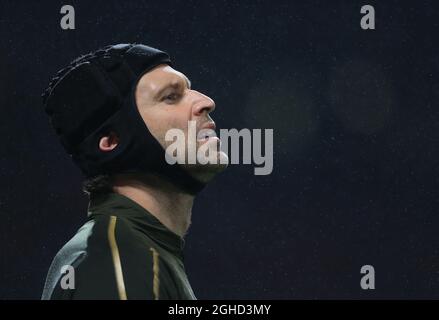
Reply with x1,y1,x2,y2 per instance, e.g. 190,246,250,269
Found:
41,218,94,299
42,214,164,300
51,214,148,268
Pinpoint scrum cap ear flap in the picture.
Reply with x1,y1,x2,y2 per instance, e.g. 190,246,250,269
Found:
45,61,123,155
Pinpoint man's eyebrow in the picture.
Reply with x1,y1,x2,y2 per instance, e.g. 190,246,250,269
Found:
152,76,192,100
153,77,191,100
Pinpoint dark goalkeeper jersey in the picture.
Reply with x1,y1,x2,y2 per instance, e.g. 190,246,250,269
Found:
41,192,196,300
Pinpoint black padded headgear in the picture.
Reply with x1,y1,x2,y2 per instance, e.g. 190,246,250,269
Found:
43,43,205,194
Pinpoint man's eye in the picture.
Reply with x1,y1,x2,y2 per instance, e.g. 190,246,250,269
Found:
163,93,180,102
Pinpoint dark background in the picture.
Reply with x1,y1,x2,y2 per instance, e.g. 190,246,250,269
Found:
1,0,438,299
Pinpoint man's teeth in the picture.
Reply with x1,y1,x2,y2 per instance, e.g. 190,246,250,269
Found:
197,130,216,140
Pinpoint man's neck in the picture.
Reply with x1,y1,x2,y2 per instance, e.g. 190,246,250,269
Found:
111,174,195,238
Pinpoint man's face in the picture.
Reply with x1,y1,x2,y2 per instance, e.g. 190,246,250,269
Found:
135,64,228,183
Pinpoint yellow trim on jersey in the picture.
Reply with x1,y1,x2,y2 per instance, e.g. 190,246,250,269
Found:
150,247,160,300
108,215,127,300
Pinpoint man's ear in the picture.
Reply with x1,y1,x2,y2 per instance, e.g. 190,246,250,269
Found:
99,131,119,152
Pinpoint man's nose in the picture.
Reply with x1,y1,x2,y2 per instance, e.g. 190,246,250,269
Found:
192,90,216,116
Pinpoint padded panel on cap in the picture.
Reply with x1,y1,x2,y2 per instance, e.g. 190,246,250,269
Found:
123,44,172,77
46,62,121,153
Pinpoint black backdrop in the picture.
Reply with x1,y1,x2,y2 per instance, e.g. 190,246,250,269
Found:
1,0,439,299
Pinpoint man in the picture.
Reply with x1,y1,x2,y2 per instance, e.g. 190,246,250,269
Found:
41,43,228,299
